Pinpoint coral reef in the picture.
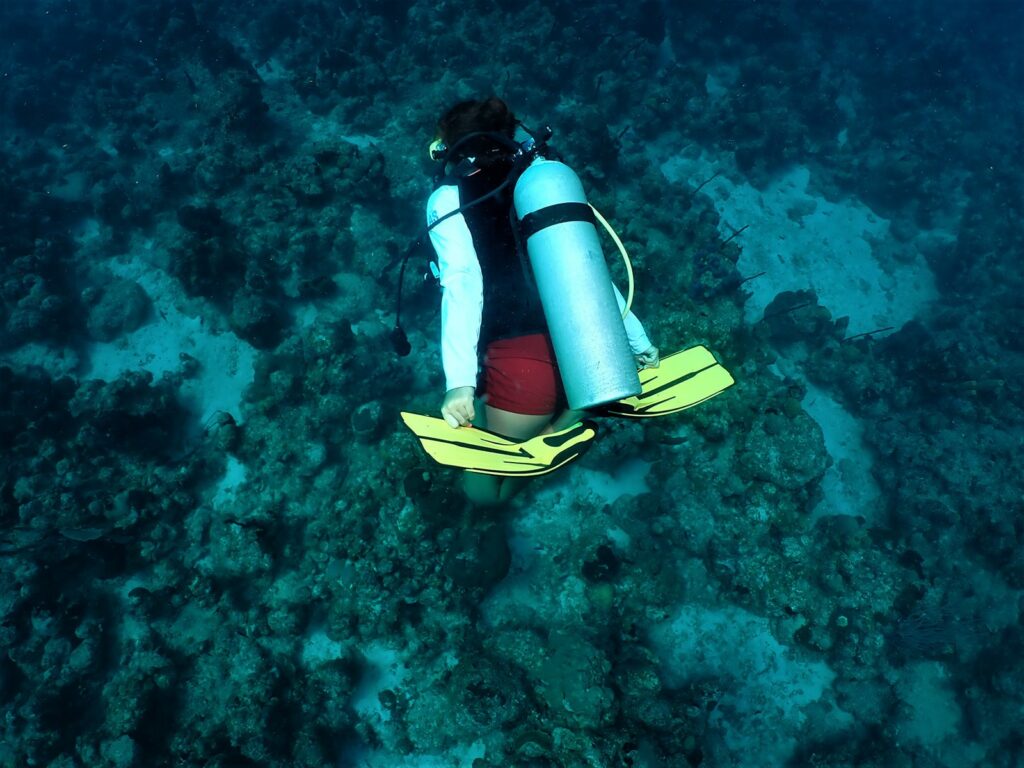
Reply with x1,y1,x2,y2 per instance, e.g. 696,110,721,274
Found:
0,0,1021,766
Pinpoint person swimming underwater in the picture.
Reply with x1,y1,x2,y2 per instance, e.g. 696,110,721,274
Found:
424,98,659,506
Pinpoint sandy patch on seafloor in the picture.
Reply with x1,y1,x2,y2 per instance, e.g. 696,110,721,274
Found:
652,142,948,524
31,224,258,429
649,602,853,766
658,149,939,336
84,247,256,428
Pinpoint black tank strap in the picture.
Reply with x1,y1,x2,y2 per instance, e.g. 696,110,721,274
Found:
519,202,595,239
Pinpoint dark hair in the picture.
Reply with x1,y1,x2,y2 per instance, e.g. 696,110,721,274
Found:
436,97,517,161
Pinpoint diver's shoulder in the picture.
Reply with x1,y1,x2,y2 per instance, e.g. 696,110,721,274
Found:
427,184,461,217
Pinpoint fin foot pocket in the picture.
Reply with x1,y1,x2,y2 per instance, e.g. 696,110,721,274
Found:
601,345,735,418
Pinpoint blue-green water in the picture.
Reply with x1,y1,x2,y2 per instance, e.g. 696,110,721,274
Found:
1,1,1021,766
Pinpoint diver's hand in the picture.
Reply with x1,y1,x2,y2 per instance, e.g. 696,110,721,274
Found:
441,386,476,428
635,345,660,370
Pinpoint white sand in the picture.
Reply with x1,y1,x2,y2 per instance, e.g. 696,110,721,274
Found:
771,356,882,521
649,603,851,765
0,225,256,430
659,149,937,334
84,232,256,427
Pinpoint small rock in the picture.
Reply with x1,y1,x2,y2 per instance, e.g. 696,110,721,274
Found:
101,735,137,768
86,280,151,341
230,291,283,348
351,400,383,440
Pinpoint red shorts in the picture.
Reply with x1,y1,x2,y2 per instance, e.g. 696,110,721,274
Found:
482,334,563,415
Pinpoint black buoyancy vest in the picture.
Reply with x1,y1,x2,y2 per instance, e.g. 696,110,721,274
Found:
452,161,546,348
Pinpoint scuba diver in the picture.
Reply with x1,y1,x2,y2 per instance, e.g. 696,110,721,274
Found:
427,98,657,506
399,97,734,506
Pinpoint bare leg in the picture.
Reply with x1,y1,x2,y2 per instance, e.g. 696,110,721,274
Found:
462,405,554,507
485,407,553,439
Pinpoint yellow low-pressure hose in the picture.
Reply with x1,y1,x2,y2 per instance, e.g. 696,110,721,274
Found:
590,205,634,318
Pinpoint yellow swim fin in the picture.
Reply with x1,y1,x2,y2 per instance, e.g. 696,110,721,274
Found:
400,412,598,477
602,345,735,418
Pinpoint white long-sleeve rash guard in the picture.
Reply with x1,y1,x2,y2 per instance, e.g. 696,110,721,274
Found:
426,179,654,394
427,184,483,393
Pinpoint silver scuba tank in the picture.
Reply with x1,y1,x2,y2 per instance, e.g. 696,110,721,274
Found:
513,160,641,410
